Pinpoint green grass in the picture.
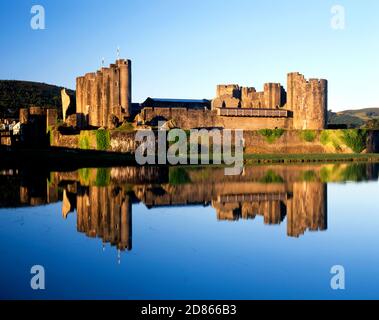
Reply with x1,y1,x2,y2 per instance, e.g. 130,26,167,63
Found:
169,167,191,185
259,170,284,183
78,132,90,150
79,168,91,185
300,130,317,142
258,129,285,143
96,129,110,151
341,129,367,153
115,122,135,132
301,170,317,182
244,153,379,164
95,168,110,186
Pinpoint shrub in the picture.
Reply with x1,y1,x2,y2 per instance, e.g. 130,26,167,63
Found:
301,130,316,142
96,129,110,151
342,164,368,182
341,129,367,153
260,170,284,183
301,170,317,182
95,168,110,187
258,129,285,143
169,168,191,185
78,132,90,150
79,168,90,185
115,122,135,132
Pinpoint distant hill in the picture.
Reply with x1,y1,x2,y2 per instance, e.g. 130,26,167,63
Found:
0,80,75,118
328,108,379,128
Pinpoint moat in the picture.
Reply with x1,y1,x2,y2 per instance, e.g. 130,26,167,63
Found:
0,163,379,299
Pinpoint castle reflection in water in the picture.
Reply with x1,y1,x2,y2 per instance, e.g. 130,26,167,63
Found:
1,163,378,252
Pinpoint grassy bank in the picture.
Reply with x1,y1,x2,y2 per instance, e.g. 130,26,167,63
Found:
244,153,379,164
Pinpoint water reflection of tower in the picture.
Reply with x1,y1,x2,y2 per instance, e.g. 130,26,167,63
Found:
76,185,132,251
287,182,327,238
212,181,327,238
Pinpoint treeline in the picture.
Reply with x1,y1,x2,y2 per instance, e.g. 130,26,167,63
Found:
0,80,75,118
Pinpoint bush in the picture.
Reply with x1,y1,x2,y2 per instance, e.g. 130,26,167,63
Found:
260,170,284,183
301,170,317,182
341,129,367,153
79,168,90,185
78,132,90,150
301,130,317,142
96,129,110,151
115,122,135,132
169,168,191,185
95,168,110,186
258,129,285,143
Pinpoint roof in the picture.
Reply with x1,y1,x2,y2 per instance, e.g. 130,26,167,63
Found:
144,98,210,104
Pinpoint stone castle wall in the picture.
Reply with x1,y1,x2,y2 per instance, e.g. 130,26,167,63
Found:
212,83,286,110
141,107,292,130
51,128,379,155
76,59,131,128
287,72,328,130
210,72,327,130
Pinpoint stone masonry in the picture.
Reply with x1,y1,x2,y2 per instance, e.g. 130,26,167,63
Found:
287,72,328,130
210,72,327,130
76,59,132,128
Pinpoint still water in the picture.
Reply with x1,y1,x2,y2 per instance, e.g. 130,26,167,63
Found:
0,163,378,300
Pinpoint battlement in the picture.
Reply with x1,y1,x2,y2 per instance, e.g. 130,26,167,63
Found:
210,72,327,130
216,84,241,98
213,81,286,110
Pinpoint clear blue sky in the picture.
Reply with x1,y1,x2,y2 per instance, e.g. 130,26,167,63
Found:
0,0,378,111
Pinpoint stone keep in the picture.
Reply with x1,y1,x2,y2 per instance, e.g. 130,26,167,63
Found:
76,59,132,128
287,72,328,130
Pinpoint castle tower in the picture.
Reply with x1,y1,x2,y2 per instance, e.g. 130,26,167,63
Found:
75,58,132,129
287,182,327,237
264,83,284,109
117,59,132,118
287,72,328,130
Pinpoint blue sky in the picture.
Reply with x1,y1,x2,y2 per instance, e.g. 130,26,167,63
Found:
0,0,378,111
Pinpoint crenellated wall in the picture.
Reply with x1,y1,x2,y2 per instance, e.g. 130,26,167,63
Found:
212,83,286,110
210,72,327,130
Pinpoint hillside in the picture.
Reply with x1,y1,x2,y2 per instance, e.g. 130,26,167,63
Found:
328,108,379,128
0,80,75,118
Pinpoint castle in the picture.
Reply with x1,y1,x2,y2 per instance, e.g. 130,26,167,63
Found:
11,58,332,151
73,58,328,131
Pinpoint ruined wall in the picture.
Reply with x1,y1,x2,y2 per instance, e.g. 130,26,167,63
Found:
287,72,327,130
19,107,48,147
140,107,292,130
212,83,286,110
213,84,241,109
76,59,131,128
51,128,379,155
